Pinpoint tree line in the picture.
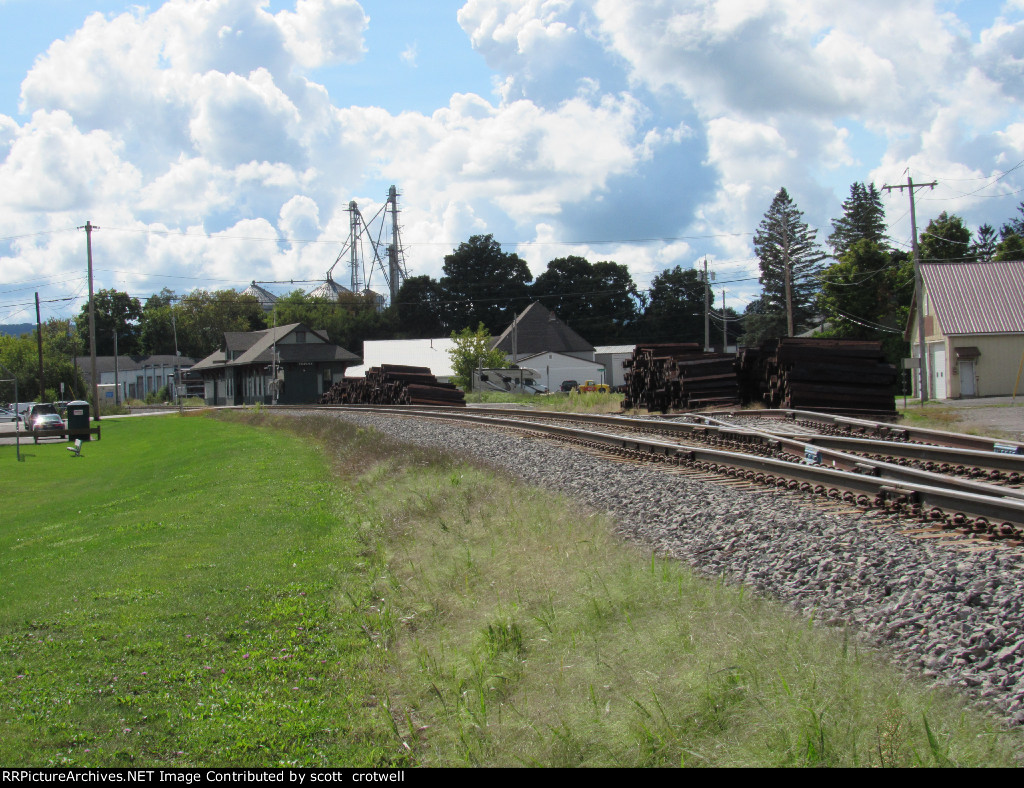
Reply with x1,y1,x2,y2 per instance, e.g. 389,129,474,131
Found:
743,185,1024,362
3,188,1022,401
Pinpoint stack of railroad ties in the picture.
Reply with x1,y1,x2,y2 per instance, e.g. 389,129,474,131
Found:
319,364,466,407
622,337,899,415
622,343,741,412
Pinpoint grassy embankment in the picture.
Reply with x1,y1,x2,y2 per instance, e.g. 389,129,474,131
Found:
2,412,1021,767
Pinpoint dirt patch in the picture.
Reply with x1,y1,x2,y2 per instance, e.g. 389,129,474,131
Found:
901,397,1024,442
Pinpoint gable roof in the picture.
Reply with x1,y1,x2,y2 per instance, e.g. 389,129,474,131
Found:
490,302,594,358
921,261,1024,335
192,323,358,371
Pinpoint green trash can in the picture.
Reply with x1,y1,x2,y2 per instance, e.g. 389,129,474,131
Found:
66,400,91,441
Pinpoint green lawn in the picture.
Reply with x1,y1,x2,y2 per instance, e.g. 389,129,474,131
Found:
0,415,400,767
2,412,1021,767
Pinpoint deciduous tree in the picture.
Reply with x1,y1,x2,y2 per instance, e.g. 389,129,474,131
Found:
447,322,508,390
531,256,641,344
919,211,973,263
440,235,531,334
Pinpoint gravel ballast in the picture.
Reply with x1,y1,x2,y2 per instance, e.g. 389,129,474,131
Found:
331,410,1024,727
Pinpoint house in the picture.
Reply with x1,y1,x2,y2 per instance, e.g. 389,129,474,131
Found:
491,302,596,363
191,323,359,405
906,261,1024,398
509,350,606,392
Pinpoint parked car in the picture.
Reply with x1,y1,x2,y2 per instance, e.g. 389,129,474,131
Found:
559,380,578,392
27,404,66,441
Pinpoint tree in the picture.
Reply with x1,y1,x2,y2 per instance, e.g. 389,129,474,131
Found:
817,240,895,339
274,289,394,358
394,275,446,337
439,235,532,334
139,288,179,355
75,289,144,356
971,224,998,262
1000,201,1024,239
447,322,508,390
995,232,1024,261
0,319,85,401
739,295,788,347
754,188,827,336
641,265,705,344
919,211,973,263
828,182,888,258
172,290,266,358
531,256,641,344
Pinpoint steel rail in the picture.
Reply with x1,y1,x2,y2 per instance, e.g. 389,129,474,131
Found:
301,404,1024,531
699,408,1024,453
341,404,1024,484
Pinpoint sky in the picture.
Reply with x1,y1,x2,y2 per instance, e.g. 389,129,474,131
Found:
1,0,1023,327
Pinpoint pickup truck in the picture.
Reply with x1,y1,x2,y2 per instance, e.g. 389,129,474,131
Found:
575,380,610,393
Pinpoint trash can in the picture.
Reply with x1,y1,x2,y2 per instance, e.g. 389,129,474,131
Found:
66,400,91,441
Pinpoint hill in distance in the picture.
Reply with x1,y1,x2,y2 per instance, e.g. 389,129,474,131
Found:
0,323,34,338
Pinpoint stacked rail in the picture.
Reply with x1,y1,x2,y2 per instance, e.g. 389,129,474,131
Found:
742,338,897,414
320,364,465,407
622,344,740,412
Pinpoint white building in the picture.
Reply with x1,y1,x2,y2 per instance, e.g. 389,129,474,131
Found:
347,337,458,381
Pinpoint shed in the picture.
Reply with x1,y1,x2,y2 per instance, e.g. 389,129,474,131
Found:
906,261,1024,398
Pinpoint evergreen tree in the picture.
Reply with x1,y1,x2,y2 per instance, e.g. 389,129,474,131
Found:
828,182,888,258
754,188,827,337
971,224,998,262
919,211,973,262
1000,201,1024,239
995,232,1024,261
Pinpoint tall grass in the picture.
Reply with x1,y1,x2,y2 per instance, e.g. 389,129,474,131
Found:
306,414,1021,768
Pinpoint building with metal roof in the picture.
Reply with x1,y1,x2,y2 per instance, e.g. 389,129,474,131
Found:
907,260,1024,398
192,322,359,405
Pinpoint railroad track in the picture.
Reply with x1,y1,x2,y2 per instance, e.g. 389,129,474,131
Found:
272,404,1024,543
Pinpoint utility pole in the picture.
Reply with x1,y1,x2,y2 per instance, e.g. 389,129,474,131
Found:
171,302,181,406
721,288,728,351
79,221,100,421
702,257,710,351
35,292,44,400
883,176,936,404
387,185,402,304
113,329,119,405
782,220,794,336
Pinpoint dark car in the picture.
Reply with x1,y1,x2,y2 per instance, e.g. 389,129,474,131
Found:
559,380,578,392
27,404,66,441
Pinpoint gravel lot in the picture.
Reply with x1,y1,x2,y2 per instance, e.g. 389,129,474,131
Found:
333,409,1024,729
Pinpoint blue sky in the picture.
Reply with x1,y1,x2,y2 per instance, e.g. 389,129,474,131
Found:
1,0,1023,326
